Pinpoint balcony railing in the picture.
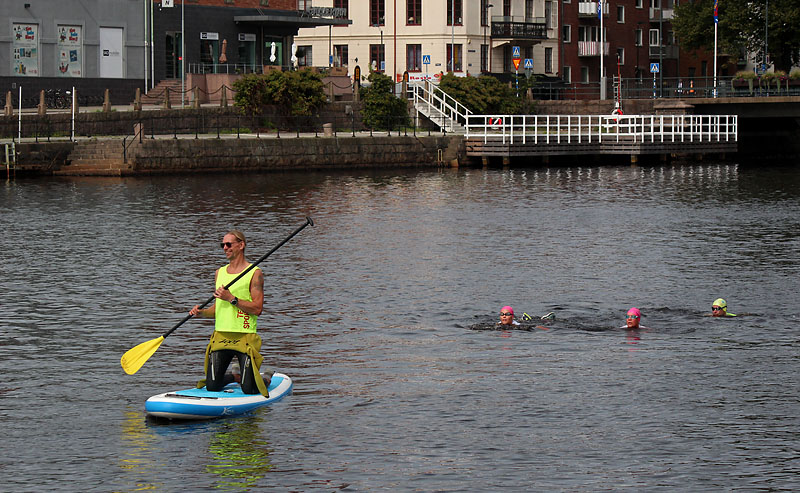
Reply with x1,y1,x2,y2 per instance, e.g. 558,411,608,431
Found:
578,41,610,57
649,7,674,20
491,16,548,40
648,45,679,58
578,1,609,17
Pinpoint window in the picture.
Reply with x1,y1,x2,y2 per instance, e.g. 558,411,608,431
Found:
297,45,312,67
545,47,553,73
563,25,571,43
525,46,533,60
563,65,571,83
447,0,463,26
545,1,553,29
298,0,312,10
503,0,511,17
407,0,421,25
481,44,489,72
649,29,660,46
616,47,624,65
635,29,642,46
481,0,490,26
334,0,349,26
334,45,348,67
371,0,385,26
635,0,642,8
446,44,462,71
701,60,708,76
407,44,422,71
526,0,534,18
617,5,624,23
370,43,385,71
581,66,589,83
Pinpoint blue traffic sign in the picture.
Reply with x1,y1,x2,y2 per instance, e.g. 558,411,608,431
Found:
523,58,533,69
512,46,521,58
650,63,660,73
422,55,431,65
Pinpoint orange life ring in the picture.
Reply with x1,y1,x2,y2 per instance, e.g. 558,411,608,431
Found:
611,108,623,123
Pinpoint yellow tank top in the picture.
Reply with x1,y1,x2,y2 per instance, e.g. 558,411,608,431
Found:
214,263,259,333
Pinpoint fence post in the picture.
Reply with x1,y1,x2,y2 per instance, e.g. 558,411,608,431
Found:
134,87,142,111
103,89,112,112
38,90,46,116
5,91,13,117
164,87,172,109
220,86,228,108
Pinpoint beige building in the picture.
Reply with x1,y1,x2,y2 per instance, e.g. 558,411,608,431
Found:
294,0,559,82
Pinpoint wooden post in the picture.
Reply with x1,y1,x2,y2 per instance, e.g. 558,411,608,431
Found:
134,87,142,111
4,91,12,116
38,90,46,116
103,89,112,112
220,86,228,107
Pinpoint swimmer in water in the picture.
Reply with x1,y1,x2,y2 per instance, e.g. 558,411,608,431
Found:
710,298,737,317
623,307,649,329
498,306,520,326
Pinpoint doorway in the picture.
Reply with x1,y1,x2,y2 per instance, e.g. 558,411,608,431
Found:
165,31,183,79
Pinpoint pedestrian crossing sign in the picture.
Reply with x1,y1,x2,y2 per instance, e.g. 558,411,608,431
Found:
650,63,660,73
523,58,533,69
512,46,521,59
422,55,431,65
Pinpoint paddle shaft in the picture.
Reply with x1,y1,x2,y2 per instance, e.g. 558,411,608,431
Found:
161,216,314,339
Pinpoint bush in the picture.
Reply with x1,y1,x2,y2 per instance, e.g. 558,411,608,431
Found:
233,69,326,116
360,71,409,130
734,70,757,80
790,69,800,80
438,73,523,114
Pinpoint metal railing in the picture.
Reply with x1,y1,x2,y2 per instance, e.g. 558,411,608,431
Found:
408,81,473,132
465,114,738,144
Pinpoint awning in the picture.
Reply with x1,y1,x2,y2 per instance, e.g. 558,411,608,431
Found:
234,11,352,28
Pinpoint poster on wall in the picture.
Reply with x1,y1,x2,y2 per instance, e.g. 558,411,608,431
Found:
12,23,39,76
57,25,82,77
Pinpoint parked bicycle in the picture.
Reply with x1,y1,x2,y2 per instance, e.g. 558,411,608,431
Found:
44,89,71,109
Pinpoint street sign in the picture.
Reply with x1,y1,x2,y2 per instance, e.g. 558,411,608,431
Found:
512,46,521,59
422,55,431,65
163,0,173,6
650,62,660,73
523,58,533,69
513,59,521,70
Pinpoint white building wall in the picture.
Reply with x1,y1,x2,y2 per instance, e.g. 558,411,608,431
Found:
295,1,559,81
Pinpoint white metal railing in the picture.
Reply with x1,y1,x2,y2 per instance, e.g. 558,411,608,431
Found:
578,41,610,57
408,81,473,132
465,114,738,145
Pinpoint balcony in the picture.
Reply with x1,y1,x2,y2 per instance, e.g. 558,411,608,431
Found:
578,1,609,18
491,16,548,40
649,7,674,21
578,41,609,56
649,45,679,58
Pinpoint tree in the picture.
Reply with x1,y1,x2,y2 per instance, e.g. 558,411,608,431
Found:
673,0,800,73
360,71,409,130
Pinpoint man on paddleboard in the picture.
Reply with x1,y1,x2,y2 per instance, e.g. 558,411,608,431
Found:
189,230,271,395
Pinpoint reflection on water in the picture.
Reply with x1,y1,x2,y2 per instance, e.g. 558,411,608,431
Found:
204,417,274,490
2,163,799,490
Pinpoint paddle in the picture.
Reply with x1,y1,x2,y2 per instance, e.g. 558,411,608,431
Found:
121,217,314,375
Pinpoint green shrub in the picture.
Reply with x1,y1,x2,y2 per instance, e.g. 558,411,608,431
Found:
439,73,522,114
360,71,409,130
790,69,800,80
734,70,757,80
233,69,326,116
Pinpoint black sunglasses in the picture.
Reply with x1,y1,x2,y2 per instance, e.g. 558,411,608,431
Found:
220,240,240,249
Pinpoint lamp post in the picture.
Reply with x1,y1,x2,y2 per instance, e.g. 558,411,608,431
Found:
181,0,185,108
372,23,384,72
450,0,455,72
484,3,493,73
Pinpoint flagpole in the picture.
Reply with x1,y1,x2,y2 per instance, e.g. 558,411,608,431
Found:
599,0,605,100
713,0,718,98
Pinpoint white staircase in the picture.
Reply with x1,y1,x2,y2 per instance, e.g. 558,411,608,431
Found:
407,81,471,133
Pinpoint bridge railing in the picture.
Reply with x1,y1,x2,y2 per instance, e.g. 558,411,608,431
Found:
465,114,738,144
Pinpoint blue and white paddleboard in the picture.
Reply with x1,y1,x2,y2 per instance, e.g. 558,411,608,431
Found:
145,372,293,420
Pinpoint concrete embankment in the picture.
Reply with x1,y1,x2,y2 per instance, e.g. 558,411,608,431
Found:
11,134,464,176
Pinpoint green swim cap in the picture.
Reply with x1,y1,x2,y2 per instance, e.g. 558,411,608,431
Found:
712,298,727,309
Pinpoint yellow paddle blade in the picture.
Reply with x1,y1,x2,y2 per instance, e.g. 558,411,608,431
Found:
121,336,165,375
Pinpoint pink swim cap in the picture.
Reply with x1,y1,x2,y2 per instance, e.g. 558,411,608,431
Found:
501,306,514,315
626,307,641,318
